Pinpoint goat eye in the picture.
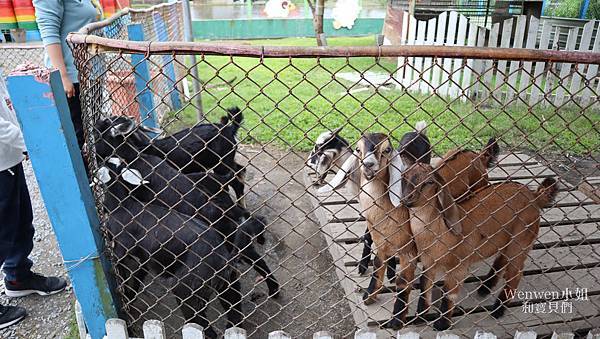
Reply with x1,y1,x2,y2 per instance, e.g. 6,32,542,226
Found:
384,147,392,154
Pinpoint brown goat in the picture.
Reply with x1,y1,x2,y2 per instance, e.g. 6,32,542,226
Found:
319,133,500,329
401,163,558,330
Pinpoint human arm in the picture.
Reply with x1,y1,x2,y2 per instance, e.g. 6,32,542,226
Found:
0,116,26,152
33,0,75,97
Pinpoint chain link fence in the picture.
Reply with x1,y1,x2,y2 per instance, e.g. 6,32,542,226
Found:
0,45,44,74
68,4,599,338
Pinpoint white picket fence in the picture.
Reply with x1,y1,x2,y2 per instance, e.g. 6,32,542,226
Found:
386,11,600,106
97,318,600,339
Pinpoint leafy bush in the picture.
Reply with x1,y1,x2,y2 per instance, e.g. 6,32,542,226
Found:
544,0,582,18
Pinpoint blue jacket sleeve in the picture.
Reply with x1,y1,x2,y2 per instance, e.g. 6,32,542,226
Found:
33,0,64,46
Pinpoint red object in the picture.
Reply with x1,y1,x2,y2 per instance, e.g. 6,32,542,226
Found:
106,71,140,121
100,0,128,18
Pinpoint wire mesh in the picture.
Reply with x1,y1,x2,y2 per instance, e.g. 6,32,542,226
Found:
68,4,600,338
0,45,44,74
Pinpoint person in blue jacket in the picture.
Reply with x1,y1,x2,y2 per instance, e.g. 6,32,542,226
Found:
0,74,67,329
33,0,103,148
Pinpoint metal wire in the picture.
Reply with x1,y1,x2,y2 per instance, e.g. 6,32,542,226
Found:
68,3,600,338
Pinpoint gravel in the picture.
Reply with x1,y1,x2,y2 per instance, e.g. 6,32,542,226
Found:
0,160,75,339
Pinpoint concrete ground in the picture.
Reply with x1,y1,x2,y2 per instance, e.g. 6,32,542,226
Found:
0,161,74,339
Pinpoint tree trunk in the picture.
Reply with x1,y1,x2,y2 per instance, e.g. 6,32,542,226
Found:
308,0,327,46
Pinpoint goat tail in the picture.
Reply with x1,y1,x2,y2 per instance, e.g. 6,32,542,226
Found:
534,178,559,208
221,106,244,134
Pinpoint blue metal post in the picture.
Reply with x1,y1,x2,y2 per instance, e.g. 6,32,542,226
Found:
152,12,182,110
7,68,118,339
580,0,590,18
127,23,158,129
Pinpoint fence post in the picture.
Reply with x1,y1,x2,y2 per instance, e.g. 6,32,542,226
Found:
6,68,119,339
580,0,590,18
127,23,159,129
180,0,205,121
152,12,182,111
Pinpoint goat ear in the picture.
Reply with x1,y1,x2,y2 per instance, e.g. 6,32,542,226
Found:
332,126,344,136
108,157,122,167
436,183,463,235
121,168,150,186
388,150,406,207
109,121,135,137
95,166,112,186
91,166,112,187
139,124,163,134
317,150,359,194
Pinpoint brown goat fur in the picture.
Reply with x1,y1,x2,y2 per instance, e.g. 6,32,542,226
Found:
434,137,499,201
401,162,558,330
349,134,501,329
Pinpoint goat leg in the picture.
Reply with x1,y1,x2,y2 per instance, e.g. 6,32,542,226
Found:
172,282,216,338
358,228,373,276
220,277,244,328
241,247,280,298
417,269,434,317
433,278,460,331
383,254,415,330
478,254,507,297
363,255,385,305
492,252,527,319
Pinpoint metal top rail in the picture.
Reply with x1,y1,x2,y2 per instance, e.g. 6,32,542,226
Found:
77,1,182,35
66,33,600,63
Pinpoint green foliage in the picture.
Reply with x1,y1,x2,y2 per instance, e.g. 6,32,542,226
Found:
544,0,583,18
169,36,599,156
587,0,600,18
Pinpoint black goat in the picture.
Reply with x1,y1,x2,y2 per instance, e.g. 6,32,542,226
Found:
94,107,247,204
95,162,244,338
97,153,280,298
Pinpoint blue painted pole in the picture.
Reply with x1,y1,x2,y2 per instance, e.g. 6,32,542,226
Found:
152,12,182,110
127,23,158,129
580,0,590,18
541,0,547,15
7,68,118,339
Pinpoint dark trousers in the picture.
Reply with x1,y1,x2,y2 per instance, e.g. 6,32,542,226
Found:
68,83,84,150
0,163,34,281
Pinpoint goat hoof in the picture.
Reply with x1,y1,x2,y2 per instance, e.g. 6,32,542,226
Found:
382,318,403,330
491,301,507,319
204,327,218,339
358,262,369,276
417,299,430,316
433,317,451,331
269,289,281,299
477,284,492,297
363,292,377,305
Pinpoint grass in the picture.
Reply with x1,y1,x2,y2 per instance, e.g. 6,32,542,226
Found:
165,36,599,156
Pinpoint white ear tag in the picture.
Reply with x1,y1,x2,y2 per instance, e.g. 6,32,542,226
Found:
121,168,150,186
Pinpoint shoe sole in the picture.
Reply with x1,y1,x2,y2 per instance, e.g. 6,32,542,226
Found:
5,287,66,298
0,313,26,330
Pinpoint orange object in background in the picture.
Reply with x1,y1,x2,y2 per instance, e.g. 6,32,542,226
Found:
100,0,129,18
12,0,36,30
0,0,18,30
